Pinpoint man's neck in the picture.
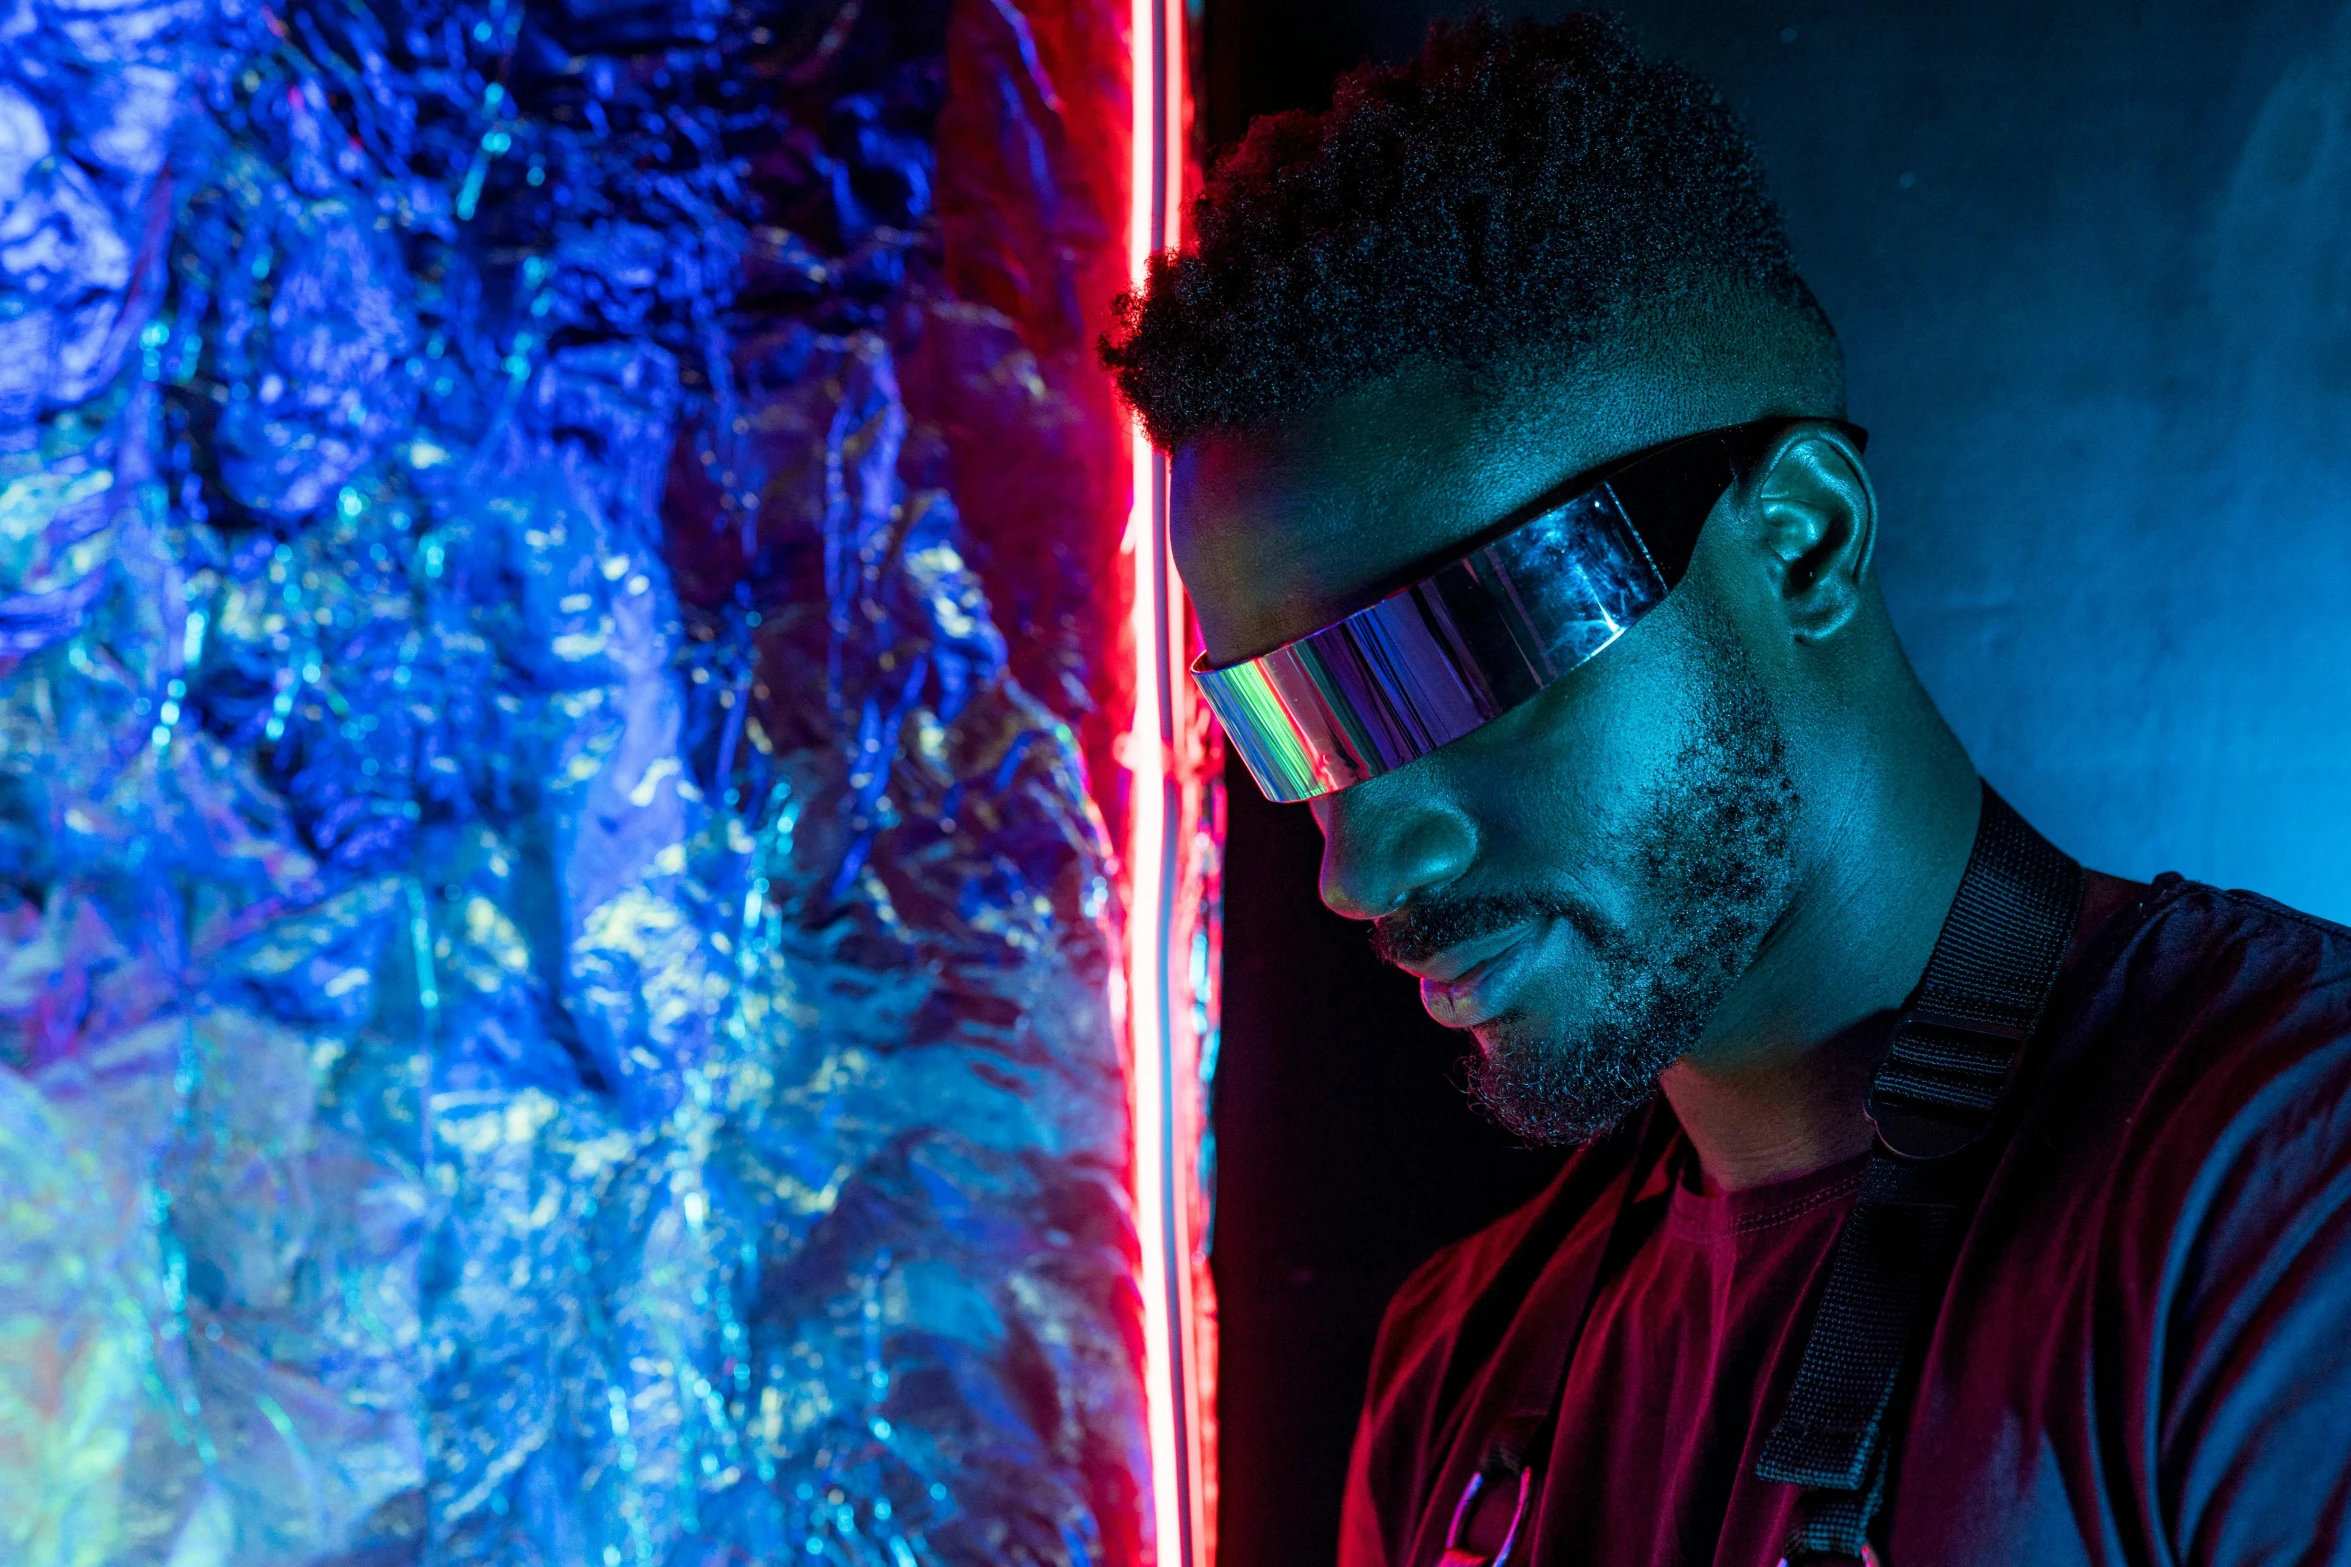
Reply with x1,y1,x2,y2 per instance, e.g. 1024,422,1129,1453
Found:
1659,680,1983,1193
1658,746,2143,1194
1659,1011,1890,1195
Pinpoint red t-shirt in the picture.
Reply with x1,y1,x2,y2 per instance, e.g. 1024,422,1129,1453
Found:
1340,876,2351,1567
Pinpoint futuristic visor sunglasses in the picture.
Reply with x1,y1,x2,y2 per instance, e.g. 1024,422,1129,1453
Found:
1192,416,1869,803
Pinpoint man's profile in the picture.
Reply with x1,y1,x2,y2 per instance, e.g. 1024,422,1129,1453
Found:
1104,13,2351,1566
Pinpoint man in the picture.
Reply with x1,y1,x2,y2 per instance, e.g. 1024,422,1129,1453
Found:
1103,14,2351,1567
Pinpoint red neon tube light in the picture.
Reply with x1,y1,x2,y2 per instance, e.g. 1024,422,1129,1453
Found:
1123,1,1215,1564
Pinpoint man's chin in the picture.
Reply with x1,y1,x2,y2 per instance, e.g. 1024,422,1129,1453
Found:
1464,1059,1655,1146
1460,1014,1671,1147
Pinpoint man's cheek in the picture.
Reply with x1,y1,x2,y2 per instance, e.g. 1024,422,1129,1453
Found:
1466,743,1667,893
1503,932,1608,1040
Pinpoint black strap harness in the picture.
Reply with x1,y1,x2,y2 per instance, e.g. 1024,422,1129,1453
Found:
1434,785,2083,1567
1757,786,2082,1560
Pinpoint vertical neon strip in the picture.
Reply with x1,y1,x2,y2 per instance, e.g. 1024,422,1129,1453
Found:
1126,0,1205,1563
1161,7,1210,1551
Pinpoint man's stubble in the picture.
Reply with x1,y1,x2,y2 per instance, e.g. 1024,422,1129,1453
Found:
1379,616,1804,1145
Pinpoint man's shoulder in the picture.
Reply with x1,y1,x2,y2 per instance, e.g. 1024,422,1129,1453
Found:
1362,1132,1635,1440
1894,879,2351,1559
2056,874,2351,1102
2003,873,2351,1296
2114,874,2351,985
1377,1159,1585,1363
1347,1136,1636,1563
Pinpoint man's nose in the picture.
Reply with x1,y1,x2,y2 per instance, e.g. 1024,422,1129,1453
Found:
1311,772,1476,921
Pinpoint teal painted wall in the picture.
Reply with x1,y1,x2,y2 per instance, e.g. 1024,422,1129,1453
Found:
1212,0,2351,917
1202,8,2351,1565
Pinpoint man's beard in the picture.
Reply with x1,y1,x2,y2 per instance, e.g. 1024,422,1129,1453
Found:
1371,626,1802,1145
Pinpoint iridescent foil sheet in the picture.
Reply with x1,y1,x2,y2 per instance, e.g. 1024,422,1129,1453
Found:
0,0,1164,1561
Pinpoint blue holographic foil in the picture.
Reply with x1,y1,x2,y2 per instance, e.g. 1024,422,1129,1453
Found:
0,0,1148,1561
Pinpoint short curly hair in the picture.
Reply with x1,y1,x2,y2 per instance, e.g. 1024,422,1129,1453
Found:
1102,12,1838,450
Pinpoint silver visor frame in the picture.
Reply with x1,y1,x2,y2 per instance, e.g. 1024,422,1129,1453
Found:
1193,485,1667,802
1189,417,1868,802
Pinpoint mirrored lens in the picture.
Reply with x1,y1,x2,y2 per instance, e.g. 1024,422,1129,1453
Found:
1194,486,1667,802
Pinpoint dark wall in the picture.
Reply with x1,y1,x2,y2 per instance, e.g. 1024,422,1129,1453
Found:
1202,4,2351,1566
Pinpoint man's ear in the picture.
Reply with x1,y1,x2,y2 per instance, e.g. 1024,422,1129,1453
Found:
1745,423,1877,641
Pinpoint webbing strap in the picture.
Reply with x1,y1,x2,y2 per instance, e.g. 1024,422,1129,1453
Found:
1755,785,2082,1560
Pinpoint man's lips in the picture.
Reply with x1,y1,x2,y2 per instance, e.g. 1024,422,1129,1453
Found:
1402,924,1540,1029
1386,920,1530,984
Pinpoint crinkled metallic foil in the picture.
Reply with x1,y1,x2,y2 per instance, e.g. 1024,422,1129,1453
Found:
0,0,1152,1561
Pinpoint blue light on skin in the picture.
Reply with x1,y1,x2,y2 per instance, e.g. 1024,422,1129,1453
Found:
1173,317,1992,1191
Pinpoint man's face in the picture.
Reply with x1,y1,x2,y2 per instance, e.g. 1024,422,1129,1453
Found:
1176,359,1808,1144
